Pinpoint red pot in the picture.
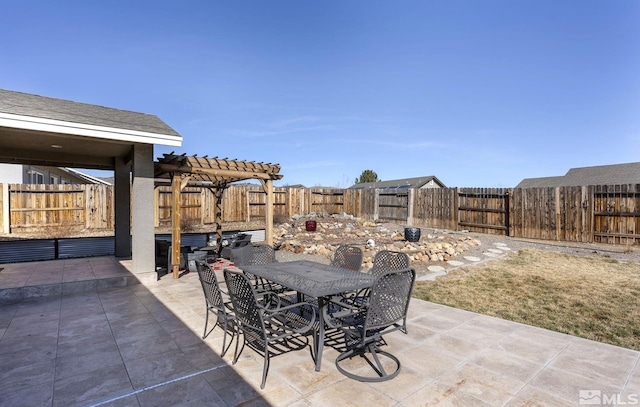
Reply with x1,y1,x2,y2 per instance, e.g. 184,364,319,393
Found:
305,220,317,232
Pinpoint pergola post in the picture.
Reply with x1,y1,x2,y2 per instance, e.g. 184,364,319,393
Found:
261,179,274,246
209,187,225,255
171,172,182,278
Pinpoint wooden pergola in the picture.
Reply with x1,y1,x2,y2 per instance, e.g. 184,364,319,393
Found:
154,153,283,278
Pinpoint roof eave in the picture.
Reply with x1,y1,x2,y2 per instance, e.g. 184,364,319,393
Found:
0,112,182,147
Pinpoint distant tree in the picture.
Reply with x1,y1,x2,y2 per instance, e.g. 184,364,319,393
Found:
354,169,380,184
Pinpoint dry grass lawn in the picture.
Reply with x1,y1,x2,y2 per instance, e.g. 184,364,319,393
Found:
413,249,640,350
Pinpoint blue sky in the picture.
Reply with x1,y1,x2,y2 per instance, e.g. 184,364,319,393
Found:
2,1,638,187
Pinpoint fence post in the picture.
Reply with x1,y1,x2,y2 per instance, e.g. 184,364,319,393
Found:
505,190,510,236
407,188,415,226
374,189,380,221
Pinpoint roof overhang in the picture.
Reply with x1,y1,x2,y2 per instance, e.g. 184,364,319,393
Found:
0,112,182,147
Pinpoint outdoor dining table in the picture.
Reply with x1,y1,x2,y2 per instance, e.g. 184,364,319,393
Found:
240,260,376,371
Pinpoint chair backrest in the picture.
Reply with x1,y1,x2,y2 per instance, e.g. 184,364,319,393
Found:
223,269,264,332
331,245,363,271
364,268,415,335
195,260,225,311
239,243,276,266
369,250,410,277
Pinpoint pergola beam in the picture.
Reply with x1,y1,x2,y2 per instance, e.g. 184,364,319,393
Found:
155,163,281,181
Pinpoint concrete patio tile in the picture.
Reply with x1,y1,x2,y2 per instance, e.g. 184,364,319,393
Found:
56,330,119,358
527,366,623,405
58,313,112,343
469,347,547,383
0,382,54,407
435,362,526,406
116,332,181,361
401,380,492,407
385,323,438,349
124,348,200,389
52,363,133,407
62,269,96,282
55,342,123,380
443,320,511,350
201,362,269,406
421,332,486,360
0,358,55,395
108,313,167,343
432,306,481,324
306,378,397,407
491,326,572,365
179,341,228,370
621,365,640,402
271,349,344,395
359,362,437,401
549,337,640,387
503,385,576,407
410,312,469,333
0,329,58,356
134,375,226,407
397,339,466,380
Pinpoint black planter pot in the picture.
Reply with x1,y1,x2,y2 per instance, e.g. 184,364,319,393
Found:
404,227,421,242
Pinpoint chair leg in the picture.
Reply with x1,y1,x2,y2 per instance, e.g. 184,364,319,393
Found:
335,344,401,382
260,348,270,389
219,317,236,357
202,306,210,339
232,331,245,365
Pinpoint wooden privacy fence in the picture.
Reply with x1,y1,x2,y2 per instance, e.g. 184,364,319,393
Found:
1,183,639,245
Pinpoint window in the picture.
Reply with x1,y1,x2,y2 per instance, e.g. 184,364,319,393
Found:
28,170,45,184
50,175,59,184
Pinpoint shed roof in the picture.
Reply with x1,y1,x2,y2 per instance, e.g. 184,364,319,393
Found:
516,162,640,188
349,175,446,190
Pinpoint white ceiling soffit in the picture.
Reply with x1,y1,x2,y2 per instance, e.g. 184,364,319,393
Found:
0,112,182,147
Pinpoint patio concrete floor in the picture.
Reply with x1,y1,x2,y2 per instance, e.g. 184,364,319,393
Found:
0,256,638,406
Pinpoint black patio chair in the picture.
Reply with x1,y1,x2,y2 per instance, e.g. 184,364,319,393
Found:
369,250,410,277
333,250,411,307
195,260,236,357
223,269,317,389
327,267,416,382
235,244,290,294
331,245,364,271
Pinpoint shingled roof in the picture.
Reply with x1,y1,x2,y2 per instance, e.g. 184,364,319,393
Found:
349,175,445,190
0,89,179,138
516,162,640,188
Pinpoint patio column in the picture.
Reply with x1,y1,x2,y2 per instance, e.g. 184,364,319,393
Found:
131,144,155,278
114,155,131,257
